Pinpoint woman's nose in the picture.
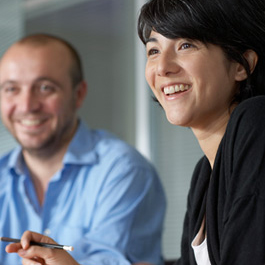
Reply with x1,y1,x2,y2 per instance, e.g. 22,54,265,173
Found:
156,51,181,77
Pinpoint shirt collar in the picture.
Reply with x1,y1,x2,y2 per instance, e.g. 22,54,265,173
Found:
7,146,25,175
63,120,98,165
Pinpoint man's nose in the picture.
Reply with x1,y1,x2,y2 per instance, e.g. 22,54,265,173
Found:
19,90,41,113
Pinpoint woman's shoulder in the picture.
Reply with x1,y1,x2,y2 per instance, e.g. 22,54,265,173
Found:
232,95,265,117
229,95,265,128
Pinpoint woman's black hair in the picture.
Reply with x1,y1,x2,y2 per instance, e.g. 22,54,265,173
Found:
138,0,265,104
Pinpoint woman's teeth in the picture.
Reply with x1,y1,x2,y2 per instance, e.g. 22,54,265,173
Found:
164,84,190,95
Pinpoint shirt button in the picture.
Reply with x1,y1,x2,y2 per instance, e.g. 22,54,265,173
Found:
44,229,51,236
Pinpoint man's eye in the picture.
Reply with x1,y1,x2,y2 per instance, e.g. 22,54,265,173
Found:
1,86,18,94
39,84,55,93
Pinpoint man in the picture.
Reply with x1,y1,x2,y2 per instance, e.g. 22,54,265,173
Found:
0,34,166,265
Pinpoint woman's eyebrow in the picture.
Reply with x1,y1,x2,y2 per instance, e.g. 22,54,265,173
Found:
146,37,157,44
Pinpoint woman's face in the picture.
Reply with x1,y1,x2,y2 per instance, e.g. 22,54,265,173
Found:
145,31,245,131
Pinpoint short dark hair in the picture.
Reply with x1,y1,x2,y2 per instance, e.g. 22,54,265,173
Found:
18,33,83,87
138,0,265,104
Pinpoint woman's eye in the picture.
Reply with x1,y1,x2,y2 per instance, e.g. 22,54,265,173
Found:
147,48,159,56
180,43,194,50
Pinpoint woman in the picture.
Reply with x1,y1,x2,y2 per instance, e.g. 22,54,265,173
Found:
138,0,265,264
6,0,265,264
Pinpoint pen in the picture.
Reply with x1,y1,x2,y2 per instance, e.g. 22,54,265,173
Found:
0,237,74,251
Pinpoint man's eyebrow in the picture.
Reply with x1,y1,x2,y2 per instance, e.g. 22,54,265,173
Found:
0,78,62,90
0,80,17,89
0,80,16,84
35,77,62,87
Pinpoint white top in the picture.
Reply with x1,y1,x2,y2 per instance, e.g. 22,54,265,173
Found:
191,217,211,265
191,235,211,265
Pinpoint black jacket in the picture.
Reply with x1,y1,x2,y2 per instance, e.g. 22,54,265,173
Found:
177,96,265,265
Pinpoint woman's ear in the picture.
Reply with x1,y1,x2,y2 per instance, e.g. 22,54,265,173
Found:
244,49,258,74
235,49,258,81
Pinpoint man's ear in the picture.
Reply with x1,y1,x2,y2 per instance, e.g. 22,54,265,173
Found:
75,81,87,109
235,49,258,81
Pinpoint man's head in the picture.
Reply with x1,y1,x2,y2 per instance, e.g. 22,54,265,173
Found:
0,34,87,156
15,34,84,87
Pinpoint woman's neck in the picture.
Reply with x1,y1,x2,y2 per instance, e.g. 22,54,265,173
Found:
192,111,231,169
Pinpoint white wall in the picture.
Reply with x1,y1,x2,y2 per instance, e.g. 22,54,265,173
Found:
0,0,24,154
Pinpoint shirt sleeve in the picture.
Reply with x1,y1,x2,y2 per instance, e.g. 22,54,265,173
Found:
217,96,265,264
73,158,166,265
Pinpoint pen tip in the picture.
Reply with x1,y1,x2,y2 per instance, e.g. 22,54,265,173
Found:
63,245,74,251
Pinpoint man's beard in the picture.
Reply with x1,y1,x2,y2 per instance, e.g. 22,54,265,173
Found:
18,119,76,158
18,132,64,158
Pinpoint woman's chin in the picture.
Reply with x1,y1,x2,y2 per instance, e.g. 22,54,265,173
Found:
166,112,187,127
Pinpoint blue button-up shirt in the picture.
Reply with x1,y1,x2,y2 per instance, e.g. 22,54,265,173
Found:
0,121,166,265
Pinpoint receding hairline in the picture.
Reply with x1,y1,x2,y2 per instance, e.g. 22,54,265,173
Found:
8,33,84,86
16,33,71,49
10,34,75,61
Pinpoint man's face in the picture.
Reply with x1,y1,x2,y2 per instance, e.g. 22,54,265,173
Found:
0,42,83,154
